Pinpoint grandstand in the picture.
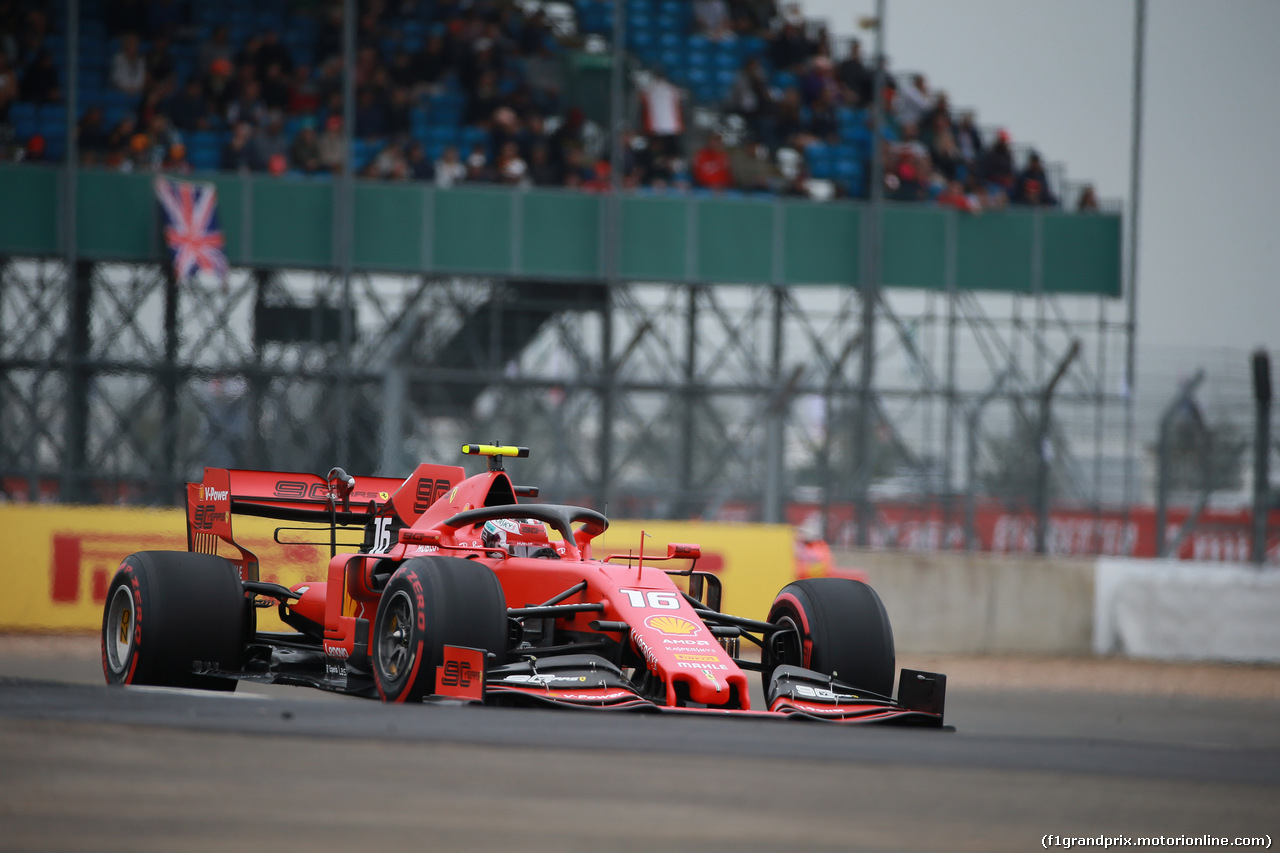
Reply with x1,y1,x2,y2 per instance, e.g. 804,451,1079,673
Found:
0,0,1146,560
2,0,1087,208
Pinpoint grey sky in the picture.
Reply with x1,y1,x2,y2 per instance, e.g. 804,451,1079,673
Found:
800,0,1280,356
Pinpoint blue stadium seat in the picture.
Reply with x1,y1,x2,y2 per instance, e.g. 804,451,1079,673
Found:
189,145,220,171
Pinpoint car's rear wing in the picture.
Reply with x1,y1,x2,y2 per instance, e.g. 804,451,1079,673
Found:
186,463,465,580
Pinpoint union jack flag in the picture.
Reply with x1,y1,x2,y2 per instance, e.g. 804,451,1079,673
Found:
155,176,228,282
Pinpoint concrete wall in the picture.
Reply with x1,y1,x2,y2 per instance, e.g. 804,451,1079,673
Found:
833,549,1096,655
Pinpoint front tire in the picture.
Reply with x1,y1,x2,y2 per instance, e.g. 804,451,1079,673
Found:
101,551,248,690
764,578,896,697
371,556,507,703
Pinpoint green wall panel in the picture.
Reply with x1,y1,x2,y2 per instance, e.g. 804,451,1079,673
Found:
1043,213,1122,297
783,202,859,285
0,166,58,255
204,174,246,263
77,170,155,259
250,180,332,266
353,182,422,270
957,211,1034,293
620,196,686,280
521,192,600,277
697,199,772,284
0,167,1122,298
881,206,946,289
433,188,512,274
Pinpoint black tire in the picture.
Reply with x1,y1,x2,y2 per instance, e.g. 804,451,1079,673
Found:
764,578,896,697
371,556,507,703
101,551,249,691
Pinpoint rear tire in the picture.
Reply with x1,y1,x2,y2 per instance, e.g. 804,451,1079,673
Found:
371,556,507,703
764,578,896,697
101,551,248,691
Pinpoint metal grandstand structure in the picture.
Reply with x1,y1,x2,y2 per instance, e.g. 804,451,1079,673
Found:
0,0,1136,555
0,251,1133,538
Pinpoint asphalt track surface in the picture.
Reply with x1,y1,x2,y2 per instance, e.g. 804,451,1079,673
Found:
1,643,1277,852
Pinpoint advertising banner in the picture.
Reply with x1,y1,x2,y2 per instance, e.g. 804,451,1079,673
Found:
0,507,795,631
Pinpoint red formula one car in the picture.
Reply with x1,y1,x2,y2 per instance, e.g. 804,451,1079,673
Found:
101,445,946,725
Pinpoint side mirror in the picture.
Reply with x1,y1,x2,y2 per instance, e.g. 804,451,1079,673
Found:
399,528,443,546
666,542,701,560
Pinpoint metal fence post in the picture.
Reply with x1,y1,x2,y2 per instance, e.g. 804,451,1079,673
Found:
1155,369,1205,557
1252,349,1272,565
1035,339,1080,555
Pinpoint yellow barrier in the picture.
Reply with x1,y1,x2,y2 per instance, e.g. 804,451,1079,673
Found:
0,506,795,631
595,521,795,621
0,506,334,632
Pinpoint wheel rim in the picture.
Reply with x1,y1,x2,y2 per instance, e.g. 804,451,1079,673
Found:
105,584,135,674
377,590,416,687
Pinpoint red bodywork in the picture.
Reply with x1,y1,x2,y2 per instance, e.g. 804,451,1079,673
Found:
182,460,945,724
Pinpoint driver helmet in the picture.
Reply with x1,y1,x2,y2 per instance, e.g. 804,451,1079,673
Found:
481,518,555,557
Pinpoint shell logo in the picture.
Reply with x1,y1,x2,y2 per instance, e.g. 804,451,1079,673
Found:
644,615,701,636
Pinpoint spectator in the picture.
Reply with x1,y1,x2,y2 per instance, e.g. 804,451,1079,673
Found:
1077,185,1099,212
894,73,930,130
20,46,60,103
694,0,734,42
406,141,434,181
729,142,780,193
289,119,322,174
1015,178,1051,207
202,57,236,117
198,26,235,76
256,30,294,78
464,143,490,182
807,86,839,142
354,87,388,138
977,129,1015,191
22,133,46,163
249,114,289,173
936,179,978,213
692,132,733,190
0,54,16,123
161,142,191,174
496,141,530,187
1012,150,1057,206
226,79,268,128
774,86,811,149
145,33,176,89
770,21,810,73
727,57,775,148
836,38,872,107
110,33,147,96
412,34,450,91
166,77,211,131
318,114,345,173
559,146,593,187
434,144,466,188
366,139,409,180
385,86,412,137
799,55,837,107
527,144,557,186
954,112,983,172
641,70,683,157
103,115,137,168
221,121,254,172
923,112,961,180
287,66,321,115
78,106,110,162
261,62,291,113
